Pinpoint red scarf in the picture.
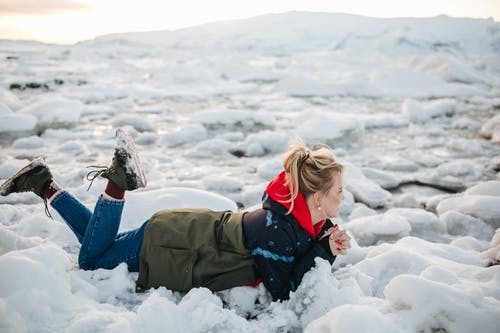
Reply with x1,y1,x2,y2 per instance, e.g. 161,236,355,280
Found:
265,171,324,238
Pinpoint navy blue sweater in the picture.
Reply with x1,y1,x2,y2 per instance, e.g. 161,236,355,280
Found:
242,192,336,301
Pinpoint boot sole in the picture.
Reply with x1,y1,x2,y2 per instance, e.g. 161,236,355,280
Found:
116,128,147,189
0,158,48,196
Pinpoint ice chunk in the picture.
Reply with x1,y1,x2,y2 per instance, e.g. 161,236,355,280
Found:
437,195,500,228
20,97,82,130
440,210,494,240
295,111,365,141
344,163,392,208
480,114,500,143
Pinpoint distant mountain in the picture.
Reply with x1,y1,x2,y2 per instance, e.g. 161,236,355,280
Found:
85,11,500,54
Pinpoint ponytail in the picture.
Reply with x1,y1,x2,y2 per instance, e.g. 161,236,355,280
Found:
281,139,344,213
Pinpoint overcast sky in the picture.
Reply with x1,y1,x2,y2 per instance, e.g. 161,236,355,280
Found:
1,0,499,44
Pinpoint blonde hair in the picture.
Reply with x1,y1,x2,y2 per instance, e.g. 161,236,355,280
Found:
282,139,344,213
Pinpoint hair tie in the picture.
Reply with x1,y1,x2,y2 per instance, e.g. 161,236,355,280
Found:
299,152,310,167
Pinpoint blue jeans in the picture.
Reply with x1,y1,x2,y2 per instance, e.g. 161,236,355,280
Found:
51,191,147,272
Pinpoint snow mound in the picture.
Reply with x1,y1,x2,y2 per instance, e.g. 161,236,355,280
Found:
20,97,83,131
482,229,500,265
346,212,411,246
402,98,455,123
480,114,500,143
295,111,365,141
343,163,392,208
0,113,38,136
162,123,208,147
436,195,500,228
440,210,494,240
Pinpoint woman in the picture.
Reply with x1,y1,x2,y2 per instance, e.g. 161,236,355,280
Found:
0,128,351,301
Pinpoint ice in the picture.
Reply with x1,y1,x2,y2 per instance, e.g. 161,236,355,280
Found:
482,229,500,265
162,123,208,147
437,195,500,228
465,181,500,196
192,109,274,130
361,167,400,189
346,213,411,246
295,111,365,141
440,210,494,240
1,11,499,333
114,115,155,133
19,97,83,132
402,98,455,123
480,114,500,143
0,113,37,135
343,163,392,208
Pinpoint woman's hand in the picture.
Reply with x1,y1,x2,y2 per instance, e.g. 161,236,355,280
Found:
320,224,351,255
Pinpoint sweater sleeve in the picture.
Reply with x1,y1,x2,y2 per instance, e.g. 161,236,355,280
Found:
251,219,336,301
291,219,337,291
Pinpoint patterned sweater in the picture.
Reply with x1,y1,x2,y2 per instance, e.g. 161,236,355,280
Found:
242,171,336,301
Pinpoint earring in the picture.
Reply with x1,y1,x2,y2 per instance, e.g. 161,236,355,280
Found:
318,206,322,211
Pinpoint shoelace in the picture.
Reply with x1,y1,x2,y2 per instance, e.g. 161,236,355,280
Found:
86,165,109,190
42,197,53,219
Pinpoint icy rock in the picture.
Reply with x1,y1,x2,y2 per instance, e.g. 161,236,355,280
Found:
20,97,82,130
343,162,392,208
440,210,494,241
295,111,365,141
436,195,500,228
162,123,208,147
361,167,400,189
480,114,500,143
425,193,455,212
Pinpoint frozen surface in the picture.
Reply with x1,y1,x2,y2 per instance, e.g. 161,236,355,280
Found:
1,11,500,333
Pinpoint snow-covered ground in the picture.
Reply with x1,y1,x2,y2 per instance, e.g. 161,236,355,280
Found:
1,11,500,333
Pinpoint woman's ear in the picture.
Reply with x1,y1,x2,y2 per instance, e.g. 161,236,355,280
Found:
313,192,321,206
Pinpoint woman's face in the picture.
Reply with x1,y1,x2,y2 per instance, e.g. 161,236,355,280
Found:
318,172,344,219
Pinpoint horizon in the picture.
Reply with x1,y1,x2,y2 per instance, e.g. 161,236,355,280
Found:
0,0,499,45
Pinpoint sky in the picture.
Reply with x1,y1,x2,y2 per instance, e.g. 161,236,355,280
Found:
0,0,499,44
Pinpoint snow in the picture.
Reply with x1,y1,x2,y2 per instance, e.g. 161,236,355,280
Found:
1,11,500,333
436,195,500,228
480,114,500,143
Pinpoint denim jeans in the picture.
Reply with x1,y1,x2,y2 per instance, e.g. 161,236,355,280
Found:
51,191,147,272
